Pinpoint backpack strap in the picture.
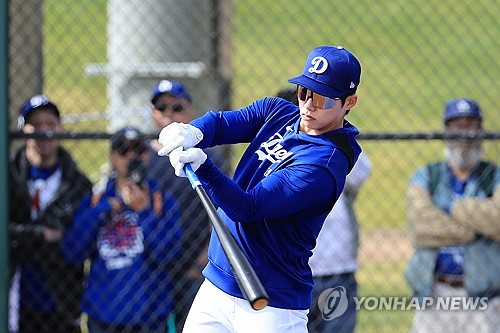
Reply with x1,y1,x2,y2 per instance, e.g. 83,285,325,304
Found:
426,162,442,196
476,161,495,197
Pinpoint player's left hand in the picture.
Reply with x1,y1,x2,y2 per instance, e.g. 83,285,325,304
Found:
157,122,203,156
169,147,207,177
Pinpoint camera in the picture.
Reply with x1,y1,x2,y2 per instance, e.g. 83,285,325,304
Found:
127,158,146,188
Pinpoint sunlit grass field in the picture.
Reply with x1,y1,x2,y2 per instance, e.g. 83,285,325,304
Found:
43,0,499,218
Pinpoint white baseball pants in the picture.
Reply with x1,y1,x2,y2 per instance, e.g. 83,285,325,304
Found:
182,279,309,333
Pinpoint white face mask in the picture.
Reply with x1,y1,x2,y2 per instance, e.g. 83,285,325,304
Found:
444,140,482,171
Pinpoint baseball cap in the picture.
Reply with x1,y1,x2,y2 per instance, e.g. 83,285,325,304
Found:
288,45,361,99
110,126,148,155
151,80,192,104
443,98,482,123
18,94,60,128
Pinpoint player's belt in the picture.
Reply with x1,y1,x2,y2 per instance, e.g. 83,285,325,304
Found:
435,274,464,288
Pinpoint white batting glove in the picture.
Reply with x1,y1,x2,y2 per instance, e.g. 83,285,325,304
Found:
169,147,207,177
157,122,204,156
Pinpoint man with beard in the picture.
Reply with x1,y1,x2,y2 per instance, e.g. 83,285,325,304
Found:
405,98,499,333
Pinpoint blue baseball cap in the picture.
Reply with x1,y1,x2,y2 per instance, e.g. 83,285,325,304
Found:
110,126,148,154
288,45,361,99
444,98,482,123
18,94,60,129
151,80,192,104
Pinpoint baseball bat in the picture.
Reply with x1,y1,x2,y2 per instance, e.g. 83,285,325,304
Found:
184,164,269,310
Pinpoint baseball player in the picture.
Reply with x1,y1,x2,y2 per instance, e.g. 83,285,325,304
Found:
158,45,363,333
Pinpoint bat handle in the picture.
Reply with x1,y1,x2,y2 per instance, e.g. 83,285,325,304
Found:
184,164,202,189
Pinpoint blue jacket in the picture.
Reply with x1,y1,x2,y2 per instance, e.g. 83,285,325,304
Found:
62,177,182,326
191,97,361,309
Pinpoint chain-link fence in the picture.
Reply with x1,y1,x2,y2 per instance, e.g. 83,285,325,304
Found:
6,0,499,332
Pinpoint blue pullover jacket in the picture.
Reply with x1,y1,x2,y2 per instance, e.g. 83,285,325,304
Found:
191,97,361,309
62,178,182,326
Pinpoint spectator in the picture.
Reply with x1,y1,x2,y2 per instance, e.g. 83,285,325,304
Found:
308,151,370,333
275,86,299,105
405,98,499,332
62,126,183,333
158,45,363,332
147,79,230,332
9,95,92,333
276,86,372,333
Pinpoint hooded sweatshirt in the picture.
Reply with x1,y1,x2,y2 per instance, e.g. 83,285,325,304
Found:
62,178,182,326
191,97,361,309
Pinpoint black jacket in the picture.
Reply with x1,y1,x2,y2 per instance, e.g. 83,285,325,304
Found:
9,146,92,319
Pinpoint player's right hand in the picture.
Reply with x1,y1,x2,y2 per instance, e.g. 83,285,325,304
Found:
157,122,203,156
169,147,207,177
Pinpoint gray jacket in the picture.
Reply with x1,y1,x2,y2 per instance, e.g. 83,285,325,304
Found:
405,161,499,298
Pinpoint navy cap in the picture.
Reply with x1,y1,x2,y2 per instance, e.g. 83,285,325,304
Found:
18,95,60,128
151,80,192,104
110,126,149,156
288,46,361,99
444,98,482,123
111,126,144,147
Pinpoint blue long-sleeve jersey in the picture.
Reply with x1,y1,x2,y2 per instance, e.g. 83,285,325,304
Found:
191,97,362,310
61,178,182,326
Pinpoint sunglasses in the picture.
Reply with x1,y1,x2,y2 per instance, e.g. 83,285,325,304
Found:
445,118,482,131
297,85,341,109
113,139,148,156
154,101,184,113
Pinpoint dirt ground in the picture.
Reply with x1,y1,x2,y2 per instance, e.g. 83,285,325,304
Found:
358,228,414,264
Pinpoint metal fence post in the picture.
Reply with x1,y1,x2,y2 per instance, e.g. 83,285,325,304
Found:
1,0,10,331
84,0,233,133
8,0,43,129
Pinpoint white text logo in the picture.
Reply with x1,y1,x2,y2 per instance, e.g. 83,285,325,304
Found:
308,56,328,74
353,296,488,311
255,132,293,164
317,288,490,320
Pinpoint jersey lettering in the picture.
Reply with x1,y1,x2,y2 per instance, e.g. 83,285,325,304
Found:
255,132,293,164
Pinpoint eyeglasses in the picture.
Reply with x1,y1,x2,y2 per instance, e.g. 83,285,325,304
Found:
154,101,184,113
297,85,340,109
113,139,148,156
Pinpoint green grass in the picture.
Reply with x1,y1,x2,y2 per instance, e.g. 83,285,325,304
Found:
231,0,499,129
356,260,415,332
357,309,414,333
42,0,499,192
